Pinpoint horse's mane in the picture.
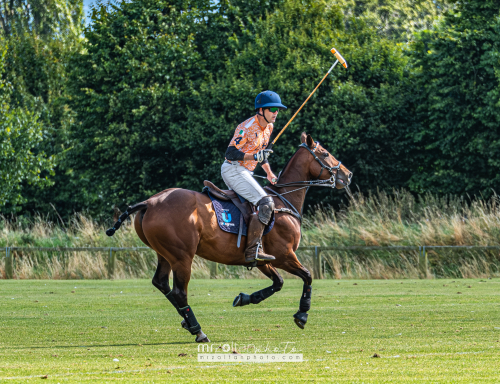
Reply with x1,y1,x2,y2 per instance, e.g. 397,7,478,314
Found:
276,141,321,183
276,154,294,183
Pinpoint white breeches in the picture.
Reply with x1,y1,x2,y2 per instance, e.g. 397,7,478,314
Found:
221,161,267,206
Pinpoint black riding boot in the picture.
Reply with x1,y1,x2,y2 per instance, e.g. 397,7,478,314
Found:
245,213,275,263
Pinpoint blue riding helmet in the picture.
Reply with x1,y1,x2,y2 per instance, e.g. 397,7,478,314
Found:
255,91,287,111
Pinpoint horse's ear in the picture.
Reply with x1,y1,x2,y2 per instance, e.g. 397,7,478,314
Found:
300,132,307,143
306,134,315,149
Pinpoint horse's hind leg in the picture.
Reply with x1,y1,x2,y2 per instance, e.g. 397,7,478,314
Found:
152,253,172,296
167,259,209,343
278,253,312,329
152,253,209,343
152,254,183,322
233,264,284,307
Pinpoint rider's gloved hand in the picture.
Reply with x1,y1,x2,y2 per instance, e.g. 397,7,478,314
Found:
254,149,273,163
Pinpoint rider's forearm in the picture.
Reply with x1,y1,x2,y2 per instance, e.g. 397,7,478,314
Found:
261,163,273,175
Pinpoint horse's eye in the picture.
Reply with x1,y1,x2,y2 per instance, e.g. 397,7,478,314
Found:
323,153,329,158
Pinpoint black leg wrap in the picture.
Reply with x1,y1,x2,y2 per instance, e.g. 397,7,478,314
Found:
299,285,312,313
179,306,202,335
165,290,182,316
250,286,276,304
233,293,251,307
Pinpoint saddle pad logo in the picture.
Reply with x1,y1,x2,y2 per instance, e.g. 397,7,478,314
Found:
220,210,234,227
222,211,232,223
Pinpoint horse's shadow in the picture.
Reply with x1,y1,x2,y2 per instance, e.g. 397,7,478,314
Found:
3,341,192,350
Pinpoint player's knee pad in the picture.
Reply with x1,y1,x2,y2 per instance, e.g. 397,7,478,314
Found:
258,196,275,225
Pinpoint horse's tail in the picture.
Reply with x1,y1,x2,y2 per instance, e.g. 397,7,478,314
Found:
106,202,148,237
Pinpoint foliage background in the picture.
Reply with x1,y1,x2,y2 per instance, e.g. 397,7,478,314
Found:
0,0,83,214
0,37,54,207
1,0,499,222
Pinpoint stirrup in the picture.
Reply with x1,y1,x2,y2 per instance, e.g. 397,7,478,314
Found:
249,242,275,263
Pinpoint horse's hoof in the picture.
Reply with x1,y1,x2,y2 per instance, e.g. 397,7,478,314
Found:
233,294,242,307
196,331,210,343
233,293,251,307
294,317,305,329
293,311,308,329
181,320,188,331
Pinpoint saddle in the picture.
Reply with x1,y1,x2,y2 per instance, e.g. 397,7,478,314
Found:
202,180,276,250
202,180,253,223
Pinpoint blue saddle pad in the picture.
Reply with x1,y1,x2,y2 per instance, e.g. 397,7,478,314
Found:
205,191,274,237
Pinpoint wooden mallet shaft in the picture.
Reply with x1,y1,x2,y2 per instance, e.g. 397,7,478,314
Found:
270,47,348,146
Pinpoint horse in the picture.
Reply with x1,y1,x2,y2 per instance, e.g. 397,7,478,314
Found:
106,132,352,342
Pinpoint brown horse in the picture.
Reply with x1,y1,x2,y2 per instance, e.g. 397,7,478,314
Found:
106,133,352,342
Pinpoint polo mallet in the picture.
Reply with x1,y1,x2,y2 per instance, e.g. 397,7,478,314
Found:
268,47,348,149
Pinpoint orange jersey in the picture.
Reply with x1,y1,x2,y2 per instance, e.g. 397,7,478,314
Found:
227,115,273,171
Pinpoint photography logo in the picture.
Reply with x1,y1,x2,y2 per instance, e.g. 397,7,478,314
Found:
198,341,303,363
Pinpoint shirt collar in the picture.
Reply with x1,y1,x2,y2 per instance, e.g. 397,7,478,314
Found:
255,115,268,130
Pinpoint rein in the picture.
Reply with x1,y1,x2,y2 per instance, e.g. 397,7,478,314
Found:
264,142,343,221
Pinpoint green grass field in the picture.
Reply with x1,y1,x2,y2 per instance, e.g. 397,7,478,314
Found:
1,279,500,383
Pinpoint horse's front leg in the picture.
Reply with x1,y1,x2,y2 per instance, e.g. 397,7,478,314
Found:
277,252,312,329
233,264,284,307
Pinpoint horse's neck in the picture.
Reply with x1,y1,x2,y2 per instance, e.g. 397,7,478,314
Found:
275,152,311,214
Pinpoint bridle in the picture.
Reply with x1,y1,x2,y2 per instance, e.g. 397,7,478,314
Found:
263,142,346,222
272,142,342,189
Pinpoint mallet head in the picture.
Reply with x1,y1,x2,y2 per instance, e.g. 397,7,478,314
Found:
331,47,348,69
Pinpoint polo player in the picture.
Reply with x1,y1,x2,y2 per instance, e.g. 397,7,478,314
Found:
221,90,286,264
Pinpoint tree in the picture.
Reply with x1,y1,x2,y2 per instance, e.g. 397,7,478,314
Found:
0,38,54,208
0,0,82,38
0,0,83,216
67,0,419,215
346,0,453,41
202,0,421,205
67,0,217,214
408,0,500,195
